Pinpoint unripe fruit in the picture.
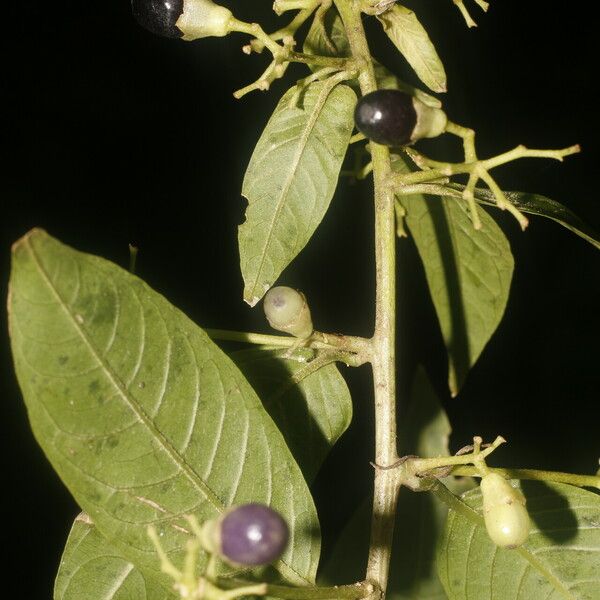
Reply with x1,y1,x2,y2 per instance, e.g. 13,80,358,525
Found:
480,473,530,549
263,286,313,339
354,89,447,147
131,0,233,41
204,504,289,567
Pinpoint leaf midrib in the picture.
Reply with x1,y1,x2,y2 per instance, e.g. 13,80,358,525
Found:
243,82,340,304
21,233,311,586
23,234,225,514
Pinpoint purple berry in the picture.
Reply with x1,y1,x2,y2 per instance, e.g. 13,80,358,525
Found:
354,89,417,147
220,504,289,566
131,0,184,39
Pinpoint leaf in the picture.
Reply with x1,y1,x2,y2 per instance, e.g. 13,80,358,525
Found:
437,481,600,599
231,347,352,483
321,369,462,598
377,5,447,93
9,229,320,589
462,185,600,251
239,81,356,306
395,158,514,396
304,8,442,108
303,7,351,61
55,514,174,600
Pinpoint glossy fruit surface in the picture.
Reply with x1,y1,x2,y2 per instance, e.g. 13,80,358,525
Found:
131,0,184,38
220,503,289,566
354,89,417,146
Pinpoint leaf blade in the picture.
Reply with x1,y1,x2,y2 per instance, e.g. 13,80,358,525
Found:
239,82,356,305
232,347,352,483
9,229,320,588
377,5,447,93
464,185,600,250
396,160,514,395
55,514,174,600
437,481,600,599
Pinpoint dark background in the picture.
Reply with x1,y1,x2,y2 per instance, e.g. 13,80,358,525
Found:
2,1,598,595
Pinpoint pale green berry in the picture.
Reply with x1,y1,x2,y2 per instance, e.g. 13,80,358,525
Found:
263,287,313,339
480,473,530,548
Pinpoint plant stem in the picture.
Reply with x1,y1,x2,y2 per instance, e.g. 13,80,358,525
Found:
217,578,377,600
334,0,400,594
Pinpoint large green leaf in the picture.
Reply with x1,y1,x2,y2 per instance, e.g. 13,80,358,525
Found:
462,185,600,251
395,159,514,396
304,8,441,108
239,81,356,306
437,481,600,599
55,514,174,600
9,229,319,588
377,5,447,93
232,347,352,484
320,368,462,598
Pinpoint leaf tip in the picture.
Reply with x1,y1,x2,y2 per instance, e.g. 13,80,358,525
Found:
12,227,47,255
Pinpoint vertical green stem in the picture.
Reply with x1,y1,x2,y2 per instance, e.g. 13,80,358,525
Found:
334,0,401,594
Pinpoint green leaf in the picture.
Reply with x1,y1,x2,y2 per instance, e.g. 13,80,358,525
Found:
395,159,514,396
55,514,174,600
9,229,319,588
304,8,441,108
377,5,447,93
463,185,600,251
231,348,352,484
437,481,600,599
303,7,351,61
239,81,356,306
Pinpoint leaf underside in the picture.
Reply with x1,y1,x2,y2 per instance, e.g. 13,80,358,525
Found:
55,514,174,600
9,229,319,590
462,185,600,251
395,158,514,396
239,81,356,306
231,347,352,484
377,5,447,93
437,481,600,599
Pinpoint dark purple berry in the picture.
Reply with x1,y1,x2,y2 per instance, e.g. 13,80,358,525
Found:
220,504,289,567
131,0,184,38
354,89,417,147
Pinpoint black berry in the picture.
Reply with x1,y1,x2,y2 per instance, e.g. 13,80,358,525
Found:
354,89,417,147
220,504,289,566
131,0,184,38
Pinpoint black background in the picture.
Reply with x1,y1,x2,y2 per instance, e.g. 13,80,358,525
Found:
2,1,599,596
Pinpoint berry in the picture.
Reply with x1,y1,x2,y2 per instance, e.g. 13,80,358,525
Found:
355,90,417,146
263,286,313,339
131,0,233,41
354,89,447,147
219,504,289,567
480,473,530,549
131,0,184,38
